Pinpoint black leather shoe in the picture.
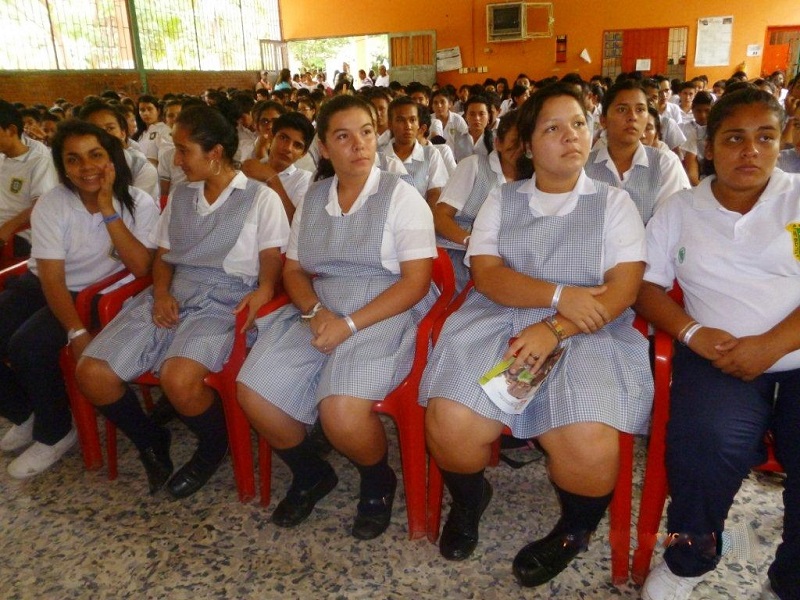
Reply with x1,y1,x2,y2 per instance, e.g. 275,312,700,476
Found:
512,528,591,587
439,479,493,561
352,469,397,540
166,447,228,499
271,466,338,528
139,431,173,494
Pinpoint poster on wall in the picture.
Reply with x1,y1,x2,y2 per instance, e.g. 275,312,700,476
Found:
695,16,733,67
436,47,462,72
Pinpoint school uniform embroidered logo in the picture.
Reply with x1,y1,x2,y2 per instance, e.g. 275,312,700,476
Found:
787,223,800,261
108,245,121,261
9,178,23,194
149,132,157,140
678,247,686,264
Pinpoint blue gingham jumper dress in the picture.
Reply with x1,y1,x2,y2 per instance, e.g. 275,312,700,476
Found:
585,145,663,224
378,144,437,200
238,172,436,425
419,179,653,438
436,153,495,290
83,179,260,379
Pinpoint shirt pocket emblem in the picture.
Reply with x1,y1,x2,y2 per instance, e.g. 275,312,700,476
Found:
787,222,800,261
9,178,23,194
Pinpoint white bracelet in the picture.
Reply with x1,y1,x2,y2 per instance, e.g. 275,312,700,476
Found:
551,284,564,310
343,315,358,335
301,302,323,320
681,323,703,346
67,328,88,343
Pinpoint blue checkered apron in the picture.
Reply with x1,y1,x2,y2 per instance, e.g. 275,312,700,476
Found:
378,144,435,199
585,145,663,224
420,179,653,438
83,179,259,379
436,154,495,290
238,173,436,424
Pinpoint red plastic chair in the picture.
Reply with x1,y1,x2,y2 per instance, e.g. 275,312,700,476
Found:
0,224,30,268
253,248,456,539
630,284,784,584
0,259,28,290
63,275,291,503
60,271,152,473
426,280,645,585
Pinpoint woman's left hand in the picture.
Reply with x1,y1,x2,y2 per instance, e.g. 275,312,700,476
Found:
234,286,275,333
97,162,116,212
712,334,782,381
311,315,352,354
504,322,559,374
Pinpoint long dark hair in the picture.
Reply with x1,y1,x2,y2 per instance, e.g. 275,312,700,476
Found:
132,94,160,141
516,82,587,180
701,87,785,177
314,95,375,181
51,119,136,218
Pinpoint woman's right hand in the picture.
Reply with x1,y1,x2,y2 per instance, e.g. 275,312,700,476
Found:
152,293,179,328
556,285,610,333
686,326,737,361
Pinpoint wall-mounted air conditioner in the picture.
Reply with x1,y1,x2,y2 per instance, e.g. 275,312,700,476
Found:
487,2,554,43
487,2,526,42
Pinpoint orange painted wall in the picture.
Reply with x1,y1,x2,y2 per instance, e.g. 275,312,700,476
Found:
278,0,799,84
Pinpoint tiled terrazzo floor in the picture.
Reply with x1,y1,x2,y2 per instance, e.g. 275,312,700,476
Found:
0,415,786,600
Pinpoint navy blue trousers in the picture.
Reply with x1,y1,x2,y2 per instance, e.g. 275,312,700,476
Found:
0,272,72,445
664,344,800,594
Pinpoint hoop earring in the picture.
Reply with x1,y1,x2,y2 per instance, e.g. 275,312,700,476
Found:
209,158,222,177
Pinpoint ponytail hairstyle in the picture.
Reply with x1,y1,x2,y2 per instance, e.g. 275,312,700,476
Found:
314,95,374,181
51,119,136,219
701,87,784,178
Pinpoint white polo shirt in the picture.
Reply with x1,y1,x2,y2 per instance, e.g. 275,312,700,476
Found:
137,122,172,162
275,163,312,208
380,141,449,192
643,170,800,372
467,171,646,272
439,151,506,213
29,184,159,291
588,142,690,215
287,166,436,274
152,172,290,285
0,143,58,228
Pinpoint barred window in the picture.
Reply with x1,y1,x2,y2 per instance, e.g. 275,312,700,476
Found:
0,0,280,71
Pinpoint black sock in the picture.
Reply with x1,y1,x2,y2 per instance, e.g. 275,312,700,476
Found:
553,484,614,534
355,453,395,499
179,396,228,465
441,468,486,511
274,435,331,491
97,386,167,453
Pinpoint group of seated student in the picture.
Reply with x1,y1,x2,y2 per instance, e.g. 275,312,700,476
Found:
0,63,798,600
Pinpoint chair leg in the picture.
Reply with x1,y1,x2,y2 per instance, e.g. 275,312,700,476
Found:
609,432,634,585
106,420,118,480
217,380,256,504
632,439,669,584
258,436,271,507
427,456,444,543
394,404,428,540
60,349,103,471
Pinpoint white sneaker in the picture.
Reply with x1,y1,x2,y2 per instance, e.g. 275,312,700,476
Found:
6,427,77,479
721,522,757,562
0,415,34,452
642,560,704,600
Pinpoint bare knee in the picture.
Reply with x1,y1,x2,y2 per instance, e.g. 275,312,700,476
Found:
425,397,503,468
76,357,124,404
540,423,619,492
160,359,211,412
